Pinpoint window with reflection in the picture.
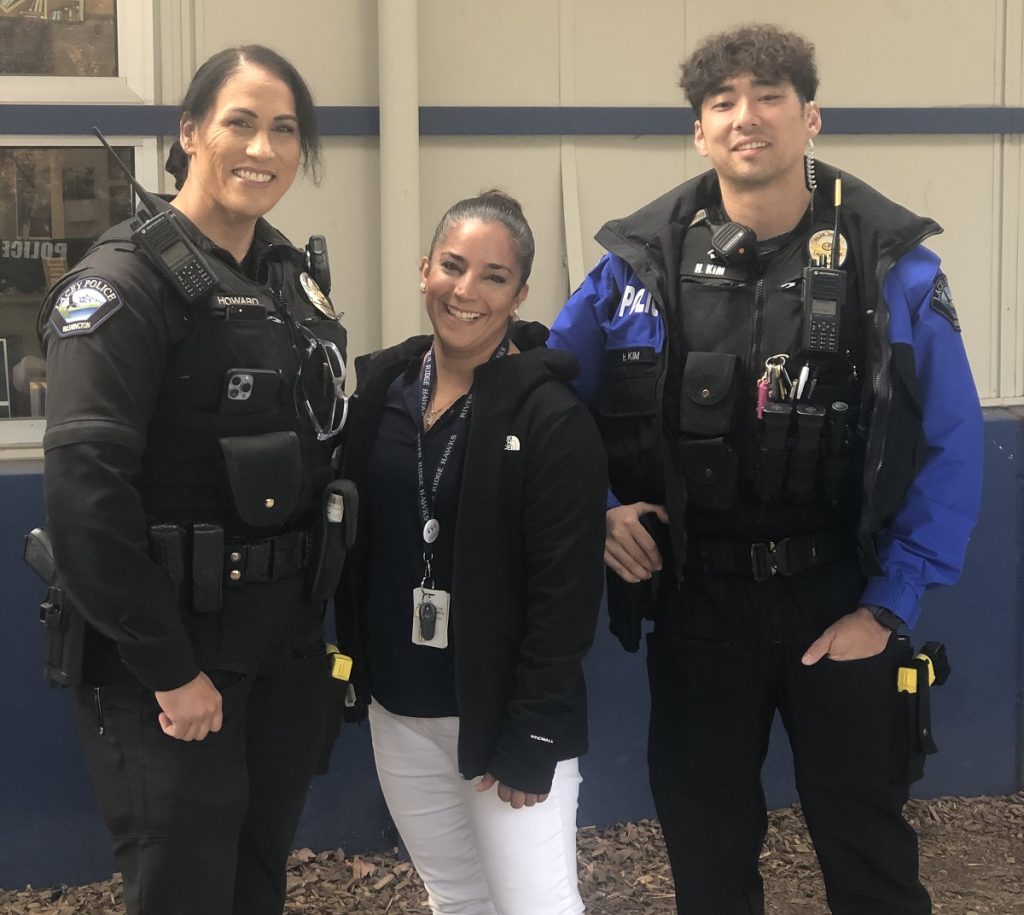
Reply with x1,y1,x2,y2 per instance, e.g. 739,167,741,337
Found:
0,0,117,77
0,145,134,419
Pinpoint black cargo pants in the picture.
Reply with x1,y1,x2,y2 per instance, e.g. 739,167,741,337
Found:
647,554,931,915
72,589,333,915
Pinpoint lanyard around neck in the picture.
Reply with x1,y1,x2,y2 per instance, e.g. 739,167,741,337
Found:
415,335,510,569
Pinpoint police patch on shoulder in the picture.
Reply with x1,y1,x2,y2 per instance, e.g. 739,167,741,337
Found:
930,273,960,332
49,277,125,337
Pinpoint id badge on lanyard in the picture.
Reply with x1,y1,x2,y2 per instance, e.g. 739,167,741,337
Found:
411,336,509,648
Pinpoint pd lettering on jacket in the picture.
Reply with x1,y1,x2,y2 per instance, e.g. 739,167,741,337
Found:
617,284,659,319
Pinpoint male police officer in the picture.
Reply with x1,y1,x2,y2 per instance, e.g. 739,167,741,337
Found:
550,23,982,915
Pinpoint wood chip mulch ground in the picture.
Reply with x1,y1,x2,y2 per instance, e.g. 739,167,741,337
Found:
3,792,1021,914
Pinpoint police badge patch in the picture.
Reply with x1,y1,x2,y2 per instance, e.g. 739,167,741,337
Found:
49,277,125,337
930,273,961,332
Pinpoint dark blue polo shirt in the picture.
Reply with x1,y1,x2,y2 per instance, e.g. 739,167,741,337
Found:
361,362,468,717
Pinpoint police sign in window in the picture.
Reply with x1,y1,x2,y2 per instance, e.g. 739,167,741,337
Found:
0,144,133,419
0,0,117,77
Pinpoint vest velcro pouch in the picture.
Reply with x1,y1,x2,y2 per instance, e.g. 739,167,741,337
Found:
680,437,737,511
219,431,302,528
679,351,739,435
596,348,661,502
192,523,224,613
678,352,740,509
148,524,188,612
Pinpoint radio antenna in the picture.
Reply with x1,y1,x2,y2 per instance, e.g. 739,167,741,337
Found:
92,126,162,219
831,172,843,270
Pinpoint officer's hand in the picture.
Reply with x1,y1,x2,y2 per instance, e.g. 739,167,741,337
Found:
605,503,669,583
477,772,549,809
801,607,891,665
155,672,223,741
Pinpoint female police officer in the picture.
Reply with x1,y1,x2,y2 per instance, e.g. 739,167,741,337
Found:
38,46,348,915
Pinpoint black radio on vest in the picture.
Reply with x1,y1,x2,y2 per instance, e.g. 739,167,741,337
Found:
802,173,846,354
93,127,219,305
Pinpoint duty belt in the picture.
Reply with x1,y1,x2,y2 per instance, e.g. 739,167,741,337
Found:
224,529,312,585
686,530,851,582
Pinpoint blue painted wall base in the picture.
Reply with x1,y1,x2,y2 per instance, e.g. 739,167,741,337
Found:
2,409,1021,889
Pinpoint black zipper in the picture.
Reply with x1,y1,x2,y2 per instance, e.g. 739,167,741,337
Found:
749,270,768,376
93,687,104,735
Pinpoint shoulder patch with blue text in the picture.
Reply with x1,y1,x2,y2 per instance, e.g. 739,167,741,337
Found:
929,273,960,332
48,277,125,337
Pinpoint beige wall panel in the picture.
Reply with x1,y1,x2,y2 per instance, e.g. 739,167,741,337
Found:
418,0,560,105
683,1,1002,106
195,0,378,105
265,138,381,367
570,0,687,106
808,135,996,397
418,138,567,332
572,136,693,273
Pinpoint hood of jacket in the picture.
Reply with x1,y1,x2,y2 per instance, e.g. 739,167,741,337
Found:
473,320,581,417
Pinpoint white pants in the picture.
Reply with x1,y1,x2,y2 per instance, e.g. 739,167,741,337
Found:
369,701,585,915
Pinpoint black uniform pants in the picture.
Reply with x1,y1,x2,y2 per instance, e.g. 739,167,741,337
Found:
73,655,332,915
647,554,931,915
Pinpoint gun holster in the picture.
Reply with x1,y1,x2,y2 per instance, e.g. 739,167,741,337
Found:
606,512,666,653
24,527,86,688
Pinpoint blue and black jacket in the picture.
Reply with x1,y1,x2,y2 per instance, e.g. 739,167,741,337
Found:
550,164,983,628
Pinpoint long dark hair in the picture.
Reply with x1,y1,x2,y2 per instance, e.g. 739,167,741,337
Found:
165,45,322,189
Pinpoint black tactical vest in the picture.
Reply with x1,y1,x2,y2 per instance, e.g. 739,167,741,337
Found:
668,212,865,537
137,240,346,539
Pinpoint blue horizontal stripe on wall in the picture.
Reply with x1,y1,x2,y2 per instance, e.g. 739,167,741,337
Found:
2,105,1023,137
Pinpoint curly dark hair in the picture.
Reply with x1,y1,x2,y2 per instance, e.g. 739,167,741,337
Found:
679,23,818,116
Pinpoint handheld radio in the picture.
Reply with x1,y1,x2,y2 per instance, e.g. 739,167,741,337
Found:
802,173,845,354
93,128,219,305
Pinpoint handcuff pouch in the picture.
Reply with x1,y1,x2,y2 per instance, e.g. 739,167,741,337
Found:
218,431,301,528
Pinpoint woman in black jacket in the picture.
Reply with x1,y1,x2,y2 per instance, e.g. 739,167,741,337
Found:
40,46,347,915
337,190,606,914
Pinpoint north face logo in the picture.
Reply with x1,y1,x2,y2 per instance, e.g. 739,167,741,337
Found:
505,436,521,452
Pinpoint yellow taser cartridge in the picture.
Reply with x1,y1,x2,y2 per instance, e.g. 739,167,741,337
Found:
897,653,936,694
325,643,353,682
